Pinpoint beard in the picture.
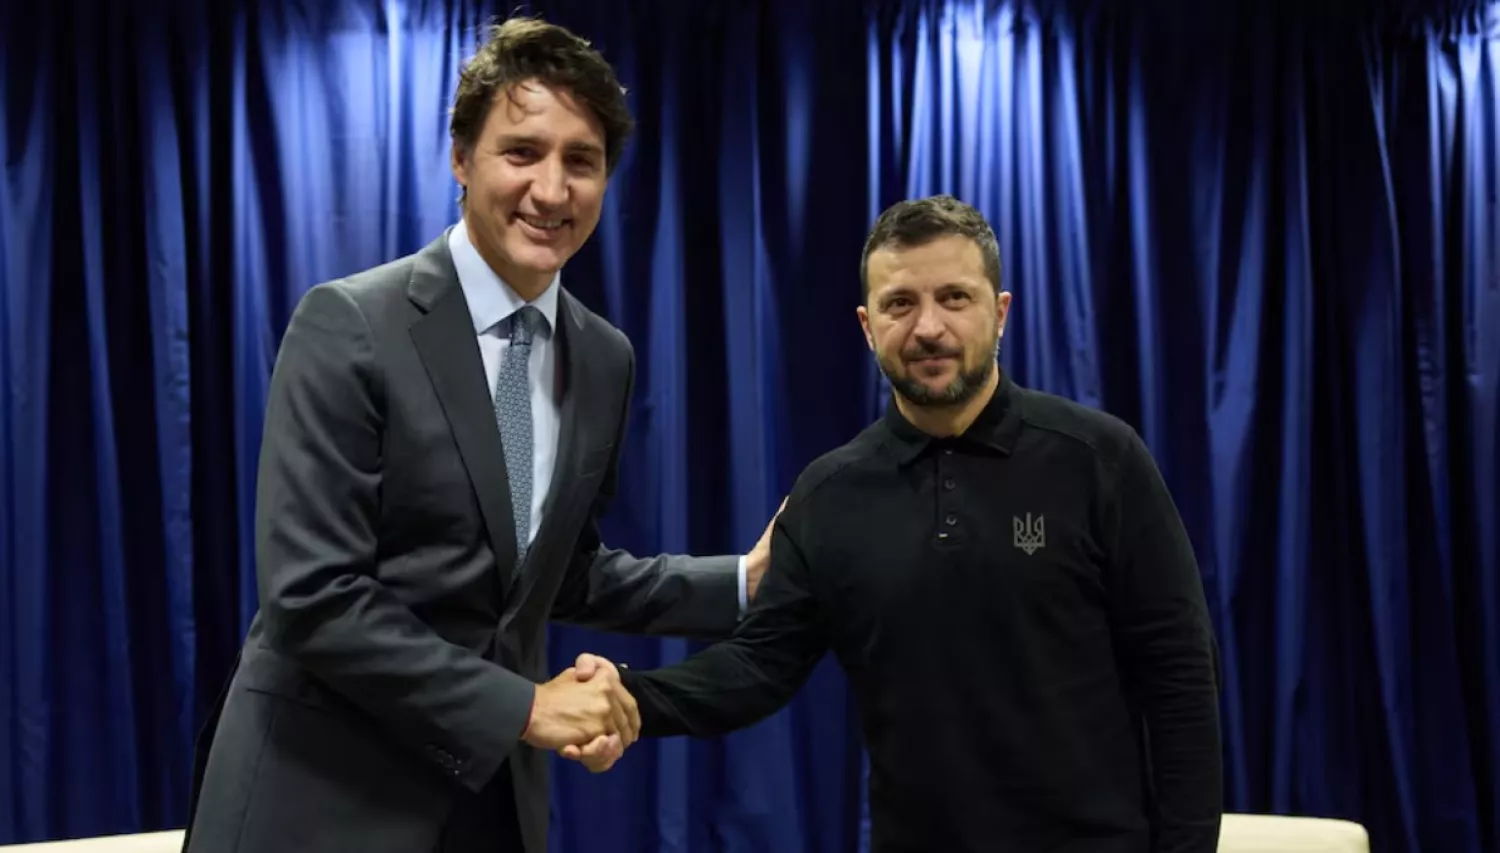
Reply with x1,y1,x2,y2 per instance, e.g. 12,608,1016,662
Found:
878,332,998,408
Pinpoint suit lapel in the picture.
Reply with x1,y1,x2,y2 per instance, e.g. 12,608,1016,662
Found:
536,293,585,549
507,290,600,608
406,234,520,593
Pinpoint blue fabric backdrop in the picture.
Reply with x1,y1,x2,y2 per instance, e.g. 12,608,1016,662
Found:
2,0,1497,852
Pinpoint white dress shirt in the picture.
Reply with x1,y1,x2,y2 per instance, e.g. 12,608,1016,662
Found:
450,220,560,548
448,221,748,608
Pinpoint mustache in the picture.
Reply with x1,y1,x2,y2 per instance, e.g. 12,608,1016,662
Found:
902,340,963,361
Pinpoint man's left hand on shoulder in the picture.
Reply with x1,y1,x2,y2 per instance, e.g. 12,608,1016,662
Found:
744,497,787,603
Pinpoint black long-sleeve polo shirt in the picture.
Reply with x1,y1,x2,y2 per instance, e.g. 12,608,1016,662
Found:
621,372,1223,853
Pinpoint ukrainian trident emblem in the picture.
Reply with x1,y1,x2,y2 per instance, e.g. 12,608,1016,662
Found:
1013,513,1045,555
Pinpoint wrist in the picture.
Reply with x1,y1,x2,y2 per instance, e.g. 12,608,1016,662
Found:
520,683,538,741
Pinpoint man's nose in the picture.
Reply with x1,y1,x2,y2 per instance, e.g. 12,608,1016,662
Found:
912,302,946,339
529,158,567,207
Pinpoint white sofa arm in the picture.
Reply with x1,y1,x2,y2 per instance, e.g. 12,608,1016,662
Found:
1218,813,1370,853
0,830,184,852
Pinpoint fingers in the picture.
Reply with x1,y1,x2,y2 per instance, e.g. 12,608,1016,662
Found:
624,680,642,740
599,666,639,745
602,690,628,742
768,496,788,529
582,733,623,772
559,733,624,773
549,661,633,773
603,677,634,745
572,654,639,745
558,733,613,760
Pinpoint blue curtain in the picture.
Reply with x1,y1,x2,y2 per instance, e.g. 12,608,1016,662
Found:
2,1,1497,852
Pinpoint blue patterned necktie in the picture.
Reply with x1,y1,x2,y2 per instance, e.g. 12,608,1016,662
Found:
494,305,541,559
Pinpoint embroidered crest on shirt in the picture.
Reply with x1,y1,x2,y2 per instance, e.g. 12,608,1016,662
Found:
1013,513,1045,555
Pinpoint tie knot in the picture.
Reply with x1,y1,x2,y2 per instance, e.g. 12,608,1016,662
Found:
510,306,542,346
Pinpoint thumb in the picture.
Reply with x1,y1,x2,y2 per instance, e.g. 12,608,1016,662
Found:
574,653,602,681
559,733,615,761
560,733,619,761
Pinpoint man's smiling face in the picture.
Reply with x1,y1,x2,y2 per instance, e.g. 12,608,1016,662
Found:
451,78,609,295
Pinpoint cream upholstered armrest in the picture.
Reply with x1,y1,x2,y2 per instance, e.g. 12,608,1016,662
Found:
1218,813,1369,853
0,830,185,852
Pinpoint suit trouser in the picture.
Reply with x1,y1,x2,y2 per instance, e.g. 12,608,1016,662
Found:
436,762,525,852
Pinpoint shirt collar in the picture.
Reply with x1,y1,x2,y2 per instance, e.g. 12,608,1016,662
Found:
881,368,1023,465
448,218,559,338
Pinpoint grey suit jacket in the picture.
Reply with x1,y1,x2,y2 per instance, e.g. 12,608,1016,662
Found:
183,232,740,853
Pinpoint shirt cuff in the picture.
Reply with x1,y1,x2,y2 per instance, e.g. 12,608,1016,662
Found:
737,554,748,613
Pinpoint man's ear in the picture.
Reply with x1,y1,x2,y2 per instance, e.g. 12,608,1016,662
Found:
451,142,469,190
856,305,875,351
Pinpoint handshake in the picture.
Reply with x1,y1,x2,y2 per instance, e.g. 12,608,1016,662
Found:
521,654,637,773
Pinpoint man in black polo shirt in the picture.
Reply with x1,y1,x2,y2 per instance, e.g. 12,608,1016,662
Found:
563,195,1223,852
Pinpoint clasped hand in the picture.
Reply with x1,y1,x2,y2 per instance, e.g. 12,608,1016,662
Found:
522,653,634,773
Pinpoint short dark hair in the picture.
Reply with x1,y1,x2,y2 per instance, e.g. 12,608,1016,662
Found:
859,195,1003,297
450,16,634,177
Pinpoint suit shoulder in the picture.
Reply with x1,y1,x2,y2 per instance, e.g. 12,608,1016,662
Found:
325,253,421,309
1015,385,1140,460
284,252,419,329
564,291,632,356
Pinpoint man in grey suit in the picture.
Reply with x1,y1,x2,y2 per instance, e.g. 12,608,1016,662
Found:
182,16,777,853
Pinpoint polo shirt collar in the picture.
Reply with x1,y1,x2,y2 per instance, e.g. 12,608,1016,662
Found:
881,367,1022,465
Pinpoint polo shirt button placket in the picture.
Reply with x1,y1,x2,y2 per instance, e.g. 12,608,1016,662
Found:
936,447,959,543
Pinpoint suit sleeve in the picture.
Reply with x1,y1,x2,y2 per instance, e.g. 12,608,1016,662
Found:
618,510,827,738
1105,429,1223,852
254,283,533,793
550,346,741,639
